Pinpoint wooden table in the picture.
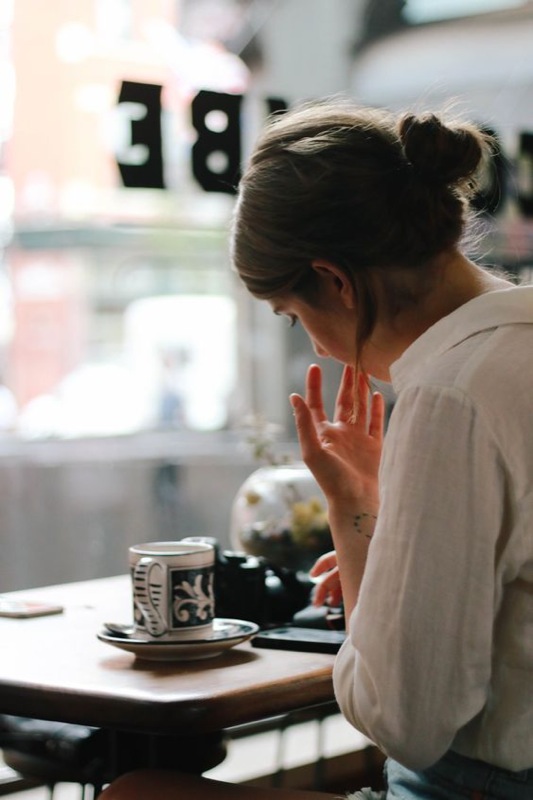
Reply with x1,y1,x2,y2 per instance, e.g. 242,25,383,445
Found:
0,576,336,737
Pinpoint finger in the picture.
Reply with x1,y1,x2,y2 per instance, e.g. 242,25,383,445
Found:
334,365,356,423
313,574,331,606
305,364,328,424
309,550,337,577
368,391,385,442
325,581,343,608
290,393,322,464
313,569,342,607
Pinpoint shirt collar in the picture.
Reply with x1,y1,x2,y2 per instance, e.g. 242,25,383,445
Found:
390,285,533,392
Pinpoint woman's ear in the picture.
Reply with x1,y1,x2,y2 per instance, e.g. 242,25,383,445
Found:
311,260,356,308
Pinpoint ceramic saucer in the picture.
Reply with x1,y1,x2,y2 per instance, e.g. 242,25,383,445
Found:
97,618,259,661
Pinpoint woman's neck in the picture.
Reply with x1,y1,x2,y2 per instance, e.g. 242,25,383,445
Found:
363,253,514,381
415,252,512,323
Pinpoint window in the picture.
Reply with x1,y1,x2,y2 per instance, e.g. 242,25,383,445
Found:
403,0,527,24
1,0,251,438
358,0,530,46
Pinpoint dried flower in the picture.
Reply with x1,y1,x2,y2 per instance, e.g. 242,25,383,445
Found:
240,413,292,466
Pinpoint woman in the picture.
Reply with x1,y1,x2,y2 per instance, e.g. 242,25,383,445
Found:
102,101,533,799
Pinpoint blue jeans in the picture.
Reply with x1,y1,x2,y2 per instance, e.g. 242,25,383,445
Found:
384,750,533,799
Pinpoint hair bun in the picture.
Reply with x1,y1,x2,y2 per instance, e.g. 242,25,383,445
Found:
398,112,486,188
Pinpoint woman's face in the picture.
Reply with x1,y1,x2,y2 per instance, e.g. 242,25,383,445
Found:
269,294,393,381
268,264,395,380
269,294,358,365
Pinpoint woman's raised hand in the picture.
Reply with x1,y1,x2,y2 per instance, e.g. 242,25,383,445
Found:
291,364,384,617
290,364,384,508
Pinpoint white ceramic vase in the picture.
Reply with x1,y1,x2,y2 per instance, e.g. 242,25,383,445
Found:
230,462,332,572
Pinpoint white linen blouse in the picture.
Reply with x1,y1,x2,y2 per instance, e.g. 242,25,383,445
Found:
333,285,533,772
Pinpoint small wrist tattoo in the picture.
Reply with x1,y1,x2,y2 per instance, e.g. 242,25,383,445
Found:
353,512,377,539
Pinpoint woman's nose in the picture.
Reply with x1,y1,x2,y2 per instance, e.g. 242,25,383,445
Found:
313,342,329,358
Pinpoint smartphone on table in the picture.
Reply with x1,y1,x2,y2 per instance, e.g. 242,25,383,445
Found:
0,597,64,619
252,625,346,654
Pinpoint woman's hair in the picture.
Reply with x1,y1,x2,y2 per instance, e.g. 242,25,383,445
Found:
231,99,494,359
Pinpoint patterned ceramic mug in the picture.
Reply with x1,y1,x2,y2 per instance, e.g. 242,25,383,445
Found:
129,541,215,641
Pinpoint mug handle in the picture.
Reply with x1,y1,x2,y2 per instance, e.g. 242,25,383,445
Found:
133,557,167,637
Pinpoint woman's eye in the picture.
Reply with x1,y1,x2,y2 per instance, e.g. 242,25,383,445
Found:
273,310,297,328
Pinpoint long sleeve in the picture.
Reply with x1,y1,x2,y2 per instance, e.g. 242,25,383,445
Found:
333,383,506,771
